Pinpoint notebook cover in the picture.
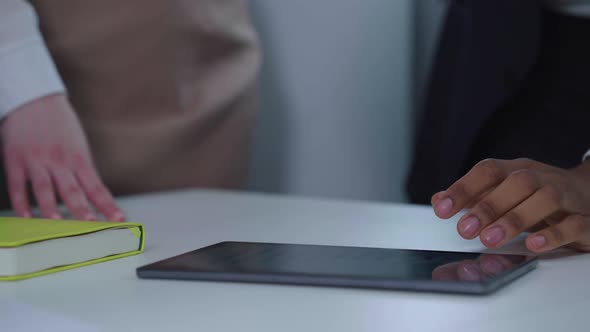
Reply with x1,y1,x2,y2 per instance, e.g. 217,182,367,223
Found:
0,217,145,281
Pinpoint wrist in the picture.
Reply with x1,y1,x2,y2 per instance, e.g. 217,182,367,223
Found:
13,93,69,113
0,93,71,134
572,160,590,180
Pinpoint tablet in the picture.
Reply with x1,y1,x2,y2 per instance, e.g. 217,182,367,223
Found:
136,241,537,294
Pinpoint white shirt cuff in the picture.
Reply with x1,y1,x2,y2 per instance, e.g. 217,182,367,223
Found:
583,149,590,162
0,39,65,118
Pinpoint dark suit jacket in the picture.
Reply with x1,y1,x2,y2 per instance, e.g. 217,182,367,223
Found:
406,0,543,204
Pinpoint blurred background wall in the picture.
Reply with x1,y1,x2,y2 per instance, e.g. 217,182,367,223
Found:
247,0,448,203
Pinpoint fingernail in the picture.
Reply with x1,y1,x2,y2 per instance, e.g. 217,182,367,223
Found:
460,216,480,238
435,198,453,217
482,226,505,246
482,259,504,274
528,235,547,250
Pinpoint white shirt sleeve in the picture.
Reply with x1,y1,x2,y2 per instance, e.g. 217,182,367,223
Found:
583,149,590,162
0,0,65,119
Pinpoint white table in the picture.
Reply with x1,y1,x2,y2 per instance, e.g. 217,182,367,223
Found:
1,190,588,332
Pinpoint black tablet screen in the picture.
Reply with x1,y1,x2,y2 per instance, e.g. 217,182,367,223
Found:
137,242,537,294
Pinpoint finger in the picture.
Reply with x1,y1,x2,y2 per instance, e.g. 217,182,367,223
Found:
27,162,61,219
457,170,540,239
434,159,509,219
432,189,492,209
431,191,444,206
526,223,547,233
4,158,32,218
434,159,538,219
50,167,96,221
465,187,496,209
479,185,561,248
525,215,590,252
75,166,125,222
433,188,496,214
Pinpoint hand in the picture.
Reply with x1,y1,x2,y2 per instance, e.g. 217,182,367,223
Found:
0,94,125,221
431,158,590,253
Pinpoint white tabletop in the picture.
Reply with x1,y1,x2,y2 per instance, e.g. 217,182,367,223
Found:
1,190,589,332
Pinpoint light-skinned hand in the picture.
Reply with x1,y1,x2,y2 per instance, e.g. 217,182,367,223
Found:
0,94,125,222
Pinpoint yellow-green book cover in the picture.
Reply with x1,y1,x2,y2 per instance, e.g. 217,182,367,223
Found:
0,217,145,281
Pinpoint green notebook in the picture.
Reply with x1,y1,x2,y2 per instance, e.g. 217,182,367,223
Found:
0,217,145,281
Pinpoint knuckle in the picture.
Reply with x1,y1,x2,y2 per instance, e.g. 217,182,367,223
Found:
89,184,108,198
540,185,563,209
476,159,505,183
509,170,539,193
514,158,535,169
34,178,53,192
65,184,82,196
449,182,470,201
476,199,500,221
547,226,565,244
569,216,588,235
502,211,526,232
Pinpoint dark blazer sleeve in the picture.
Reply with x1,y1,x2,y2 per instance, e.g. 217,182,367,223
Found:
406,0,542,204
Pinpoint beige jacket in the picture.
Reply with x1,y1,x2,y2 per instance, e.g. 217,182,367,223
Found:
26,0,261,195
